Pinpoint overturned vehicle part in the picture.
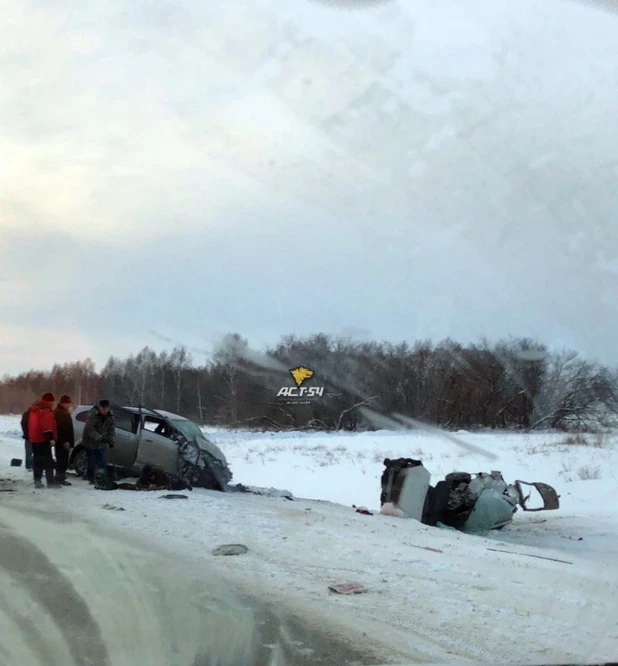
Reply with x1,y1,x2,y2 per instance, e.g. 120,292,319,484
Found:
380,458,560,533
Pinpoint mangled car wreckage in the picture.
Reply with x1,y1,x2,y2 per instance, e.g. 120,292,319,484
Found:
380,458,559,532
70,405,232,490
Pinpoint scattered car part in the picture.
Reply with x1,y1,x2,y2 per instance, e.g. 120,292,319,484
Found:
212,544,249,556
328,582,368,595
487,548,572,565
231,484,294,500
515,480,560,511
380,458,430,521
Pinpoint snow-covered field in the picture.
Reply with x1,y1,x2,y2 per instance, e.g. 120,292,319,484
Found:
2,416,618,665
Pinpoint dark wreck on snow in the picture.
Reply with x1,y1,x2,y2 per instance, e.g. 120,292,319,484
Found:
380,458,560,532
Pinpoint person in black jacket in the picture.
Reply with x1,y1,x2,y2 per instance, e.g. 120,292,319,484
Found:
53,395,75,486
20,409,32,470
82,400,115,484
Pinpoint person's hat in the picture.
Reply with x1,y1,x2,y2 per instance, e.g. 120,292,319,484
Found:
98,399,111,408
59,395,72,405
41,392,55,403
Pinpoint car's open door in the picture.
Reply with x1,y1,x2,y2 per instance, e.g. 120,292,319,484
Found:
106,406,139,468
515,480,560,511
136,413,180,474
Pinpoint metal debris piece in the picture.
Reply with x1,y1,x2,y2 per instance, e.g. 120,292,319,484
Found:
487,548,572,565
328,582,368,595
515,480,560,511
212,544,249,556
410,544,443,553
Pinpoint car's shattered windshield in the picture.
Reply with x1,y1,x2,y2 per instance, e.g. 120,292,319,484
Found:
171,419,204,443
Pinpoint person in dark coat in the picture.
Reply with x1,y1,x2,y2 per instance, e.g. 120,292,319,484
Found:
82,399,115,484
53,395,75,486
20,408,32,470
27,392,58,488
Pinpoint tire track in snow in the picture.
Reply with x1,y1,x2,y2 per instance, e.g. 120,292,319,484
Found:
0,519,110,666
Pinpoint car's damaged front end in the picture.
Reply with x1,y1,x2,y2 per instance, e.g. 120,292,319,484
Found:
147,409,233,491
176,432,233,491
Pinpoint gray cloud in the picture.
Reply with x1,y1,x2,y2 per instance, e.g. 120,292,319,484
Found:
1,0,618,373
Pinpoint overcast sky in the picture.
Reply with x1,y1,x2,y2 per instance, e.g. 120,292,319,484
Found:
1,0,618,374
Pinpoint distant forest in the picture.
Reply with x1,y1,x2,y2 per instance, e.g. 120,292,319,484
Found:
2,334,617,432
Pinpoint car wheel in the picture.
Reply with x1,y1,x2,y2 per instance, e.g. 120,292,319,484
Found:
71,448,88,477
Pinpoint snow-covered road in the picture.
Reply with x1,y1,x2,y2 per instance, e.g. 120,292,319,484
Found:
0,493,388,666
2,418,617,665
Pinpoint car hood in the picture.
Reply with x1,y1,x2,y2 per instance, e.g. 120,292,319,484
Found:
196,434,228,465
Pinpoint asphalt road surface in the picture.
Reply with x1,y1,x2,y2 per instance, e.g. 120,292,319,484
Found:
0,493,390,666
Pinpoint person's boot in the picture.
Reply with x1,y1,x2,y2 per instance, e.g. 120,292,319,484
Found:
45,469,60,487
34,480,44,489
56,473,72,486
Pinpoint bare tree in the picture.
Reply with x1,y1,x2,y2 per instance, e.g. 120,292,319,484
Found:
169,346,192,413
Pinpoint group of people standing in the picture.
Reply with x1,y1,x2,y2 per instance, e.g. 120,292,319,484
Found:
21,394,116,488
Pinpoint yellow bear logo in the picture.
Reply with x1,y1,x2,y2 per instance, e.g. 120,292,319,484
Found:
289,366,314,388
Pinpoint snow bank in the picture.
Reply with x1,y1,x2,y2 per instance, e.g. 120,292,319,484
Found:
207,425,618,513
2,416,617,664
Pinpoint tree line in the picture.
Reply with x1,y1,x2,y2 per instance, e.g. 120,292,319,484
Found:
1,334,616,432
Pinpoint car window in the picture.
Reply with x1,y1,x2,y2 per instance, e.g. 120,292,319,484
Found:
75,410,90,423
113,409,134,433
143,416,174,438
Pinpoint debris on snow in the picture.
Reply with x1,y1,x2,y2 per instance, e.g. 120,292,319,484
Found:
231,483,294,500
328,582,368,595
379,502,405,518
380,458,560,532
212,544,249,556
487,548,573,565
408,544,443,554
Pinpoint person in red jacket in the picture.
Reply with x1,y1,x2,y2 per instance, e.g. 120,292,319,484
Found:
27,392,59,488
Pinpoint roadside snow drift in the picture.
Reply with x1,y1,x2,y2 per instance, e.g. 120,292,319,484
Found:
2,417,618,665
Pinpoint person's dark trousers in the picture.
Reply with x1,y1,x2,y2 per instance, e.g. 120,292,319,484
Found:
24,440,33,470
32,442,55,485
86,449,108,482
55,445,70,483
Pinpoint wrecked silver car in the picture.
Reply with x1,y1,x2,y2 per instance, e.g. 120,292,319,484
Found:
70,405,232,490
380,458,559,532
